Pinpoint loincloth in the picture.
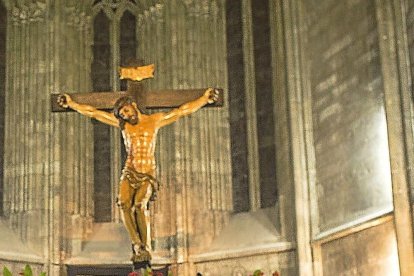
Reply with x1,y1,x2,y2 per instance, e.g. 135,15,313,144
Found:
121,167,160,201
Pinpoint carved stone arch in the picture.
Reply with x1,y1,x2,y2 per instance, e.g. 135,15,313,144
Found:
9,0,47,24
91,2,116,19
114,2,139,20
92,0,140,19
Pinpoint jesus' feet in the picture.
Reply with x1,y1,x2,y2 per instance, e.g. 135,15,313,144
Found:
131,243,152,262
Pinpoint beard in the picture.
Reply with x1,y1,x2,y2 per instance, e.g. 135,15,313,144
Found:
125,115,138,125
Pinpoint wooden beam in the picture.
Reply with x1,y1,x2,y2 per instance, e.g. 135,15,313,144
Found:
51,91,129,112
141,88,224,109
51,89,224,112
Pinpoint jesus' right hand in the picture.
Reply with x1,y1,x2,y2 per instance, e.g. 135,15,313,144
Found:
57,94,72,108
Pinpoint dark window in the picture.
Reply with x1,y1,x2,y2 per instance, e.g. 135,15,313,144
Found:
120,10,137,90
226,0,251,213
91,9,138,222
92,11,112,222
251,0,277,208
226,0,277,212
0,1,7,216
119,11,137,166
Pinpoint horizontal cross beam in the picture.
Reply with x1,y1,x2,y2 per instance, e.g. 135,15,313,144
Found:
51,88,224,112
51,91,128,112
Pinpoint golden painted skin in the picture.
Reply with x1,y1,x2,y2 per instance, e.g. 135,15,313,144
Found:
58,88,218,261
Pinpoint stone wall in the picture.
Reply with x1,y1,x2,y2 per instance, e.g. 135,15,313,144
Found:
288,0,414,274
0,0,94,274
301,0,392,235
320,220,399,275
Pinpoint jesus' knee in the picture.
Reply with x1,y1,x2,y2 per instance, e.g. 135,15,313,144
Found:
134,198,149,211
117,179,134,211
134,182,152,210
117,196,133,212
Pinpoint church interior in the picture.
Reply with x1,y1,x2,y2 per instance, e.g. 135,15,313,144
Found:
0,0,414,275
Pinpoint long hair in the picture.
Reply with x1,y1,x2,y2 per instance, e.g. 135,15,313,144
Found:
113,96,135,129
113,96,133,119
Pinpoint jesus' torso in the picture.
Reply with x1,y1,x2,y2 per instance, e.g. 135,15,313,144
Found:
121,116,159,177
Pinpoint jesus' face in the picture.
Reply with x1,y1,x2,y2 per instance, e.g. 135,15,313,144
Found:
119,104,139,125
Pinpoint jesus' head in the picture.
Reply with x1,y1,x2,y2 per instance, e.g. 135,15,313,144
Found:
113,96,141,127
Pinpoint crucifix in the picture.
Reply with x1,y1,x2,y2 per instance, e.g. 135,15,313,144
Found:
51,64,223,112
51,63,223,268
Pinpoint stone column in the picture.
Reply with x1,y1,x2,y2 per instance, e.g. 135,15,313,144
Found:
4,0,52,264
60,1,95,258
3,0,94,274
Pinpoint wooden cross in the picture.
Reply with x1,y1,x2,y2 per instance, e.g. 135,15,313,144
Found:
51,65,223,113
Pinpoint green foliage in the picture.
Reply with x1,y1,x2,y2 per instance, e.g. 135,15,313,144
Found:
3,267,12,276
2,265,46,276
252,270,264,276
23,265,33,276
144,267,151,276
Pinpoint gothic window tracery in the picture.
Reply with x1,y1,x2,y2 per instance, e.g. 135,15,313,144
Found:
226,0,277,212
91,0,139,222
92,10,112,223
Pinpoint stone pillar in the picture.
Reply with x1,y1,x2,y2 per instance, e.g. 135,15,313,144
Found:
4,0,52,263
59,1,95,258
2,0,94,274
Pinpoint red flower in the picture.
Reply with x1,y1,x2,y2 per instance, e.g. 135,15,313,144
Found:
128,272,140,276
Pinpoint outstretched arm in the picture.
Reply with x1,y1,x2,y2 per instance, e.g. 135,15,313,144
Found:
157,88,219,127
57,94,119,128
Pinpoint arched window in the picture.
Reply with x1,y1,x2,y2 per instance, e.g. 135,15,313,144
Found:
226,0,277,212
91,1,138,222
226,0,250,212
251,0,277,208
0,1,7,216
92,10,112,223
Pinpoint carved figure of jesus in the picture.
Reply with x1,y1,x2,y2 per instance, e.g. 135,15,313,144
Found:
57,88,218,262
